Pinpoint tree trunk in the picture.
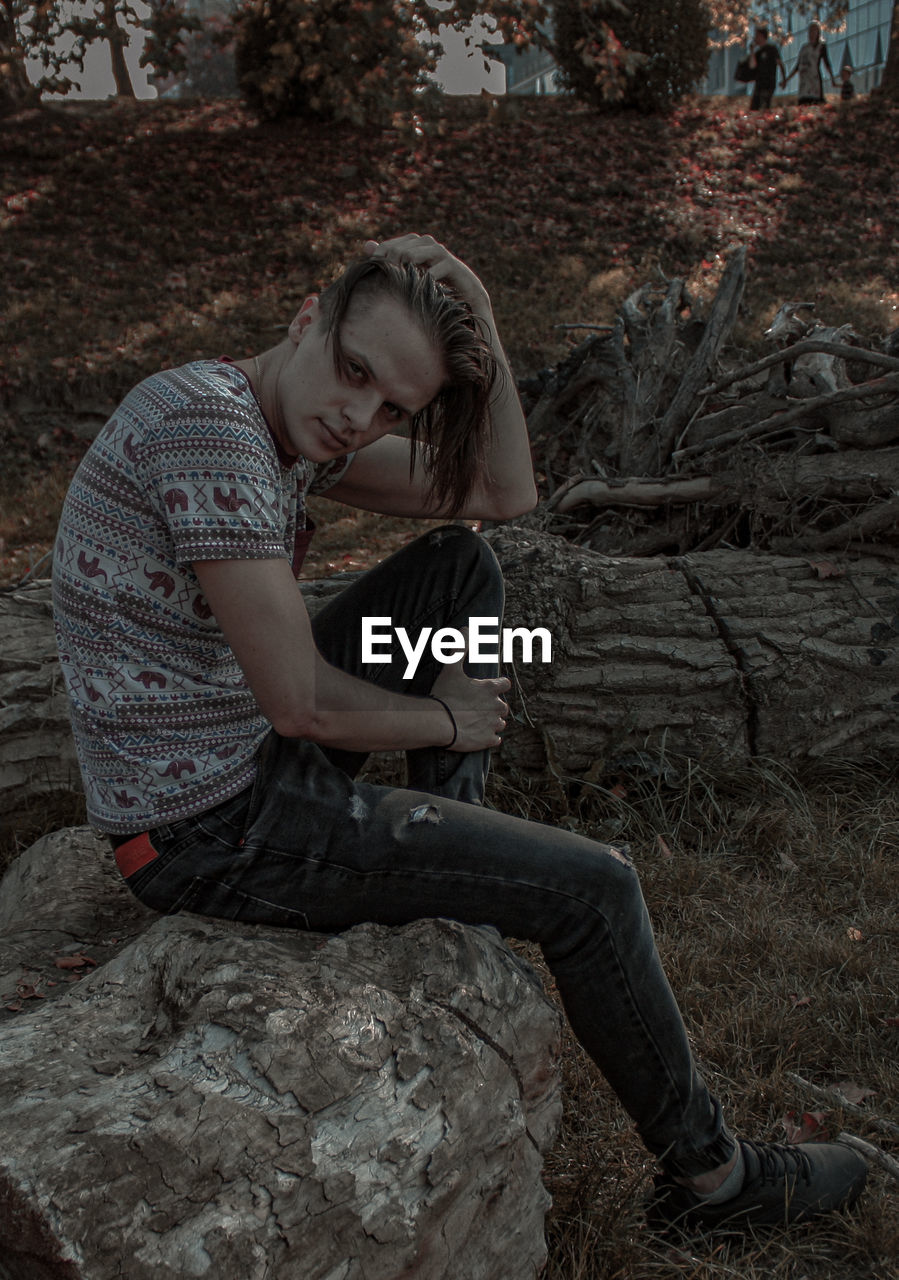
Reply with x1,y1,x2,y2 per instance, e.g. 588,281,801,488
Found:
484,526,899,779
0,8,37,116
880,0,899,99
0,827,562,1280
0,576,352,831
104,1,136,98
3,533,896,830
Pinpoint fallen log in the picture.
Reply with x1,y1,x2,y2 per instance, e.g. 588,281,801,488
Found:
554,448,899,519
0,575,353,829
0,827,562,1280
485,526,899,779
3,528,897,823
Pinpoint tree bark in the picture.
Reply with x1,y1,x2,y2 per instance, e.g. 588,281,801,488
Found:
0,827,562,1280
0,6,37,116
5,526,897,827
0,581,81,822
103,1,136,98
484,526,899,779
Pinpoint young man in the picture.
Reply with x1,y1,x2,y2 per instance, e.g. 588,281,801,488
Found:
748,26,786,110
53,233,867,1230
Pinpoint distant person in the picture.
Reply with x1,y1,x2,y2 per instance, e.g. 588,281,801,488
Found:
786,23,837,104
747,26,785,110
840,65,856,100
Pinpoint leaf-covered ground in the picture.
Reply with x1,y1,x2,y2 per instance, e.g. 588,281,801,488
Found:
2,93,897,1279
3,92,898,583
4,94,898,400
2,91,899,570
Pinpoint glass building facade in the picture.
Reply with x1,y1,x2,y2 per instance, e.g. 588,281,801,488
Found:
704,1,892,97
497,3,893,97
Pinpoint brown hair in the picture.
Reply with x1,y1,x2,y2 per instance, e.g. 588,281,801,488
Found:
318,257,498,514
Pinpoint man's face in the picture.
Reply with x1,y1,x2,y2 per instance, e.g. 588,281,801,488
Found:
274,293,446,462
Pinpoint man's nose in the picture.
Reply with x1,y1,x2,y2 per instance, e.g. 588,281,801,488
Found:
342,389,381,434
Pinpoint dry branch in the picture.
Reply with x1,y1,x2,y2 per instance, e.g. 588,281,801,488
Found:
837,1134,899,1184
556,476,719,514
523,263,899,562
672,372,899,462
653,245,746,464
787,1072,899,1139
700,340,899,397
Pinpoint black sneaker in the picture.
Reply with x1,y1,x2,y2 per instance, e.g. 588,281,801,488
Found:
648,1138,868,1231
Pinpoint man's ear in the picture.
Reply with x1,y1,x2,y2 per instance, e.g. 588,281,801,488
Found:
288,295,320,344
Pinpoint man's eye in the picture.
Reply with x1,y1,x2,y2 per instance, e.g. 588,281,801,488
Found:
346,359,365,379
384,403,403,422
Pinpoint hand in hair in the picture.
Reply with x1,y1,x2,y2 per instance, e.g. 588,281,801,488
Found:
363,233,490,316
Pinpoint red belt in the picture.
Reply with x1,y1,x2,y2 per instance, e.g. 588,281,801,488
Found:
113,831,160,878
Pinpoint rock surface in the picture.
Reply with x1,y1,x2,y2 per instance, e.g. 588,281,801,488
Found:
0,828,562,1280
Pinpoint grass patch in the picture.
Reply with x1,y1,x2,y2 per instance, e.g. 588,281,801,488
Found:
491,756,898,1278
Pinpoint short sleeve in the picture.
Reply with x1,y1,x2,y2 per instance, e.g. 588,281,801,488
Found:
138,398,294,567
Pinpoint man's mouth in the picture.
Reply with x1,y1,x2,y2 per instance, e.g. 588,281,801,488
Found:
320,419,349,450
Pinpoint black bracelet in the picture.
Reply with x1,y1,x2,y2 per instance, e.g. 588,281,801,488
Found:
428,695,457,749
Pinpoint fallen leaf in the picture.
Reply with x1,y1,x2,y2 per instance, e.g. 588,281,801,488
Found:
846,927,864,943
833,1081,876,1106
15,983,44,999
789,993,813,1009
808,560,845,579
54,953,97,970
656,835,674,860
782,1109,828,1144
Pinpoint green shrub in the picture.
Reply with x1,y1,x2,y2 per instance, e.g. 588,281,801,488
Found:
553,0,711,112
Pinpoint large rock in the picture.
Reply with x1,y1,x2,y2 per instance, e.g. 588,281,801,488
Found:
0,829,562,1280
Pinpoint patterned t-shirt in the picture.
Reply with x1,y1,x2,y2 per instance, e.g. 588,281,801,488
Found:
52,359,351,833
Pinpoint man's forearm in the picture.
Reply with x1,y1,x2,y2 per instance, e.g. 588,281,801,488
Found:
300,653,453,751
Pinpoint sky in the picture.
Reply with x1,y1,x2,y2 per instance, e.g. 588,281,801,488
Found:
31,18,508,100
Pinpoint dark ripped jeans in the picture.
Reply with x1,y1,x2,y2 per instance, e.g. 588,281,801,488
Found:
121,525,735,1177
